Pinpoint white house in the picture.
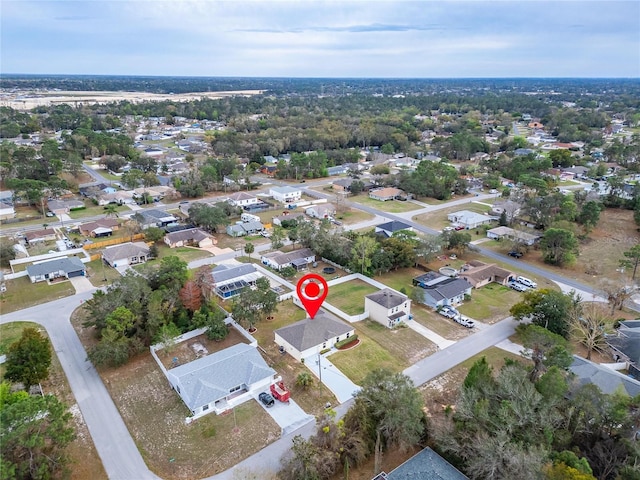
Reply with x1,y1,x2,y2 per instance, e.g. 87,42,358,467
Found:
26,257,86,283
0,191,15,220
447,210,494,230
269,186,302,203
305,204,336,219
486,226,541,246
274,311,355,362
166,343,276,418
365,289,411,328
261,248,315,271
228,192,259,208
164,228,215,248
102,242,150,268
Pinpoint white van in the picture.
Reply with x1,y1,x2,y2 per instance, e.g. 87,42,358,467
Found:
516,276,537,289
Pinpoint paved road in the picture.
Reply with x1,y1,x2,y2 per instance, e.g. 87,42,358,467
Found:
0,294,161,480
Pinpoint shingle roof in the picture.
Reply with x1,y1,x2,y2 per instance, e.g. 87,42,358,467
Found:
263,248,315,267
376,220,411,233
102,242,150,263
366,289,407,309
570,356,640,397
275,312,354,352
25,228,56,241
211,264,259,284
387,447,468,479
26,257,85,277
420,278,472,302
165,228,210,244
228,192,257,202
167,343,275,411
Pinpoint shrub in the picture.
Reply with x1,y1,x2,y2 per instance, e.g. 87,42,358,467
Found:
335,335,358,349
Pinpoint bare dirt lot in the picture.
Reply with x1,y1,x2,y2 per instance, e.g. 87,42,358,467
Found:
1,89,264,110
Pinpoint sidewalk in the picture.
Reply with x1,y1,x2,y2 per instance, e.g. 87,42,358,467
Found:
405,320,456,349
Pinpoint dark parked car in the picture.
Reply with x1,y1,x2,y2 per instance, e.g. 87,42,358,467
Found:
508,251,523,258
258,392,275,408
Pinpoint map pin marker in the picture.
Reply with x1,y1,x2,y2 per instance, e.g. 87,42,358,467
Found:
296,273,328,319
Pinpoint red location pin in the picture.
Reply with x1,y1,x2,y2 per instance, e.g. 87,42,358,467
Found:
296,273,328,319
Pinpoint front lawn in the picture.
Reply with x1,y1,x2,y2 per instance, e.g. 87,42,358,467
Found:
67,202,128,219
373,267,425,293
329,334,399,385
412,202,493,230
411,305,474,341
326,280,379,315
354,320,435,365
457,283,523,323
0,276,76,314
154,245,213,263
85,259,123,287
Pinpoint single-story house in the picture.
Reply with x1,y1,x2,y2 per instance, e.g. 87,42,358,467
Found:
269,186,302,203
459,260,515,288
25,228,57,245
413,272,472,308
327,165,348,176
486,226,541,246
305,204,336,219
272,212,305,227
166,343,276,418
47,199,85,215
561,166,589,180
606,320,640,380
332,178,374,193
207,263,263,299
164,228,215,248
132,185,175,202
365,289,411,328
135,209,177,229
26,257,86,283
490,200,521,221
570,356,640,397
377,446,468,480
274,311,355,362
447,210,493,230
0,191,15,220
261,248,315,271
227,192,259,208
374,220,412,238
102,242,150,268
369,187,405,201
97,190,135,206
79,219,120,237
225,221,264,237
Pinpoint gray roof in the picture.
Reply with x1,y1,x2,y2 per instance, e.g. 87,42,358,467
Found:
421,278,472,302
102,242,150,262
167,343,275,411
211,264,258,284
263,248,315,266
166,228,209,244
607,323,640,365
139,209,176,222
26,257,85,277
275,311,354,352
376,220,411,233
241,221,264,231
270,186,300,194
570,356,640,397
386,447,468,480
366,289,407,309
227,224,245,234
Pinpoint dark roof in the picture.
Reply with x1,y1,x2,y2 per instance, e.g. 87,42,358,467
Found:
376,221,411,233
275,311,354,352
26,257,85,277
165,228,209,244
420,277,472,302
385,447,468,479
366,289,407,309
102,242,150,263
570,356,640,397
211,264,258,283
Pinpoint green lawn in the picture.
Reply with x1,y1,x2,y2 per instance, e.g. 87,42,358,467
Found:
329,335,400,384
326,280,379,315
457,283,523,323
334,208,375,224
373,267,424,292
154,244,213,262
349,195,422,213
412,202,494,230
0,321,42,355
354,320,435,365
411,305,472,341
67,202,128,219
0,276,76,314
85,259,123,287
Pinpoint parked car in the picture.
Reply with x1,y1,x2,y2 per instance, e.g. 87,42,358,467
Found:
507,251,523,258
258,392,275,408
454,225,465,231
443,226,454,232
455,316,475,328
509,281,528,292
516,276,537,289
439,306,459,318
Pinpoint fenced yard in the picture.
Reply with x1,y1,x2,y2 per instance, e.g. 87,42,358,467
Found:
326,280,379,315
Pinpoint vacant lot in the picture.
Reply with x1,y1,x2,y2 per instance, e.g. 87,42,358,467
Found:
330,335,399,385
349,195,422,213
326,280,379,315
0,276,76,314
355,320,436,365
373,267,425,292
0,322,106,480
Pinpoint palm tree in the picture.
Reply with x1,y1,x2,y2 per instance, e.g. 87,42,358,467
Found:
104,204,119,218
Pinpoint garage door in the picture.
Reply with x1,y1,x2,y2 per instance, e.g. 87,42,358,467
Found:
67,270,84,278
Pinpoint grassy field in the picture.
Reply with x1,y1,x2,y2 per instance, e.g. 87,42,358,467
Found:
349,195,422,213
457,283,523,323
329,335,400,385
354,320,436,365
67,201,128,219
85,259,122,287
334,207,375,224
0,276,76,314
373,267,424,292
412,201,494,230
0,322,107,480
411,304,474,341
326,280,379,315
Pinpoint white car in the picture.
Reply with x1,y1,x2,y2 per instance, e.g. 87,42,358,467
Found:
455,316,475,328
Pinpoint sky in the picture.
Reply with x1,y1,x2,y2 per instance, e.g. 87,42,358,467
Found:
2,0,639,78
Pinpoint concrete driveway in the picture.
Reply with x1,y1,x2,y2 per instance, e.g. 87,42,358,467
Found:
69,275,94,293
304,353,360,404
253,394,314,435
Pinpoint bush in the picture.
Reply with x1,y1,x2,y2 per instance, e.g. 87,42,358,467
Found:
335,335,358,349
